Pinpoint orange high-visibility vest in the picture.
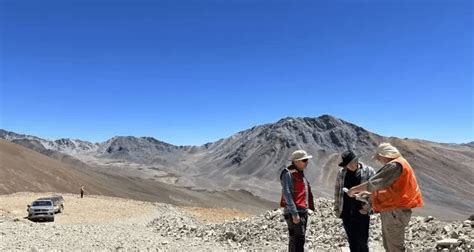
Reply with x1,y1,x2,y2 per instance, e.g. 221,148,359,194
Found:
372,156,423,212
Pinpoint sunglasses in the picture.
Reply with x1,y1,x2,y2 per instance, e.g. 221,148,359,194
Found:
300,159,309,163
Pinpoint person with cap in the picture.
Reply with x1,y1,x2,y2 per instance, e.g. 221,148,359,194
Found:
348,143,424,252
280,149,315,252
334,150,375,252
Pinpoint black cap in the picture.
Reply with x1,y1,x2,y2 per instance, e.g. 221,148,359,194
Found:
338,150,359,167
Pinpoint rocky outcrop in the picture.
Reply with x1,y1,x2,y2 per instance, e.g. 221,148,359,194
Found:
1,194,472,251
148,198,474,251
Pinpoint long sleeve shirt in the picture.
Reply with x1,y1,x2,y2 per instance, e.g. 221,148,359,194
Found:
334,162,375,218
367,162,403,192
281,168,298,215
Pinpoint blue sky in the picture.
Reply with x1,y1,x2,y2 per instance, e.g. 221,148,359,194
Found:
0,0,472,145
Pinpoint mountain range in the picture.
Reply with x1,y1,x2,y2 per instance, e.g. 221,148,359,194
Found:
1,115,473,220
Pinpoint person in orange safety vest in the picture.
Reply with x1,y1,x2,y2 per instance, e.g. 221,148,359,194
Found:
348,143,423,252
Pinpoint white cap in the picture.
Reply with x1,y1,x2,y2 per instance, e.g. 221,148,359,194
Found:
291,150,313,161
376,142,401,159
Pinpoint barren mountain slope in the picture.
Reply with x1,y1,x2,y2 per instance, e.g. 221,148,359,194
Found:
0,140,274,213
1,115,472,220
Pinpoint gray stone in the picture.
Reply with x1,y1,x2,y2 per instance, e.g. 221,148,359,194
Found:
424,216,435,222
436,239,461,248
443,225,452,233
450,231,459,239
463,220,471,228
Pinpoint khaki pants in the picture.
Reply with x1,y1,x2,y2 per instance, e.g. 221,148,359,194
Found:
380,209,412,252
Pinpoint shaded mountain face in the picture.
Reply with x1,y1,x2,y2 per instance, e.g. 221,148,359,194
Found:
195,116,383,180
1,115,473,220
97,136,185,165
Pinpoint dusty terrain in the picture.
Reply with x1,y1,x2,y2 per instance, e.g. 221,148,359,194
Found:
1,193,472,251
0,193,157,225
0,193,259,250
0,192,256,225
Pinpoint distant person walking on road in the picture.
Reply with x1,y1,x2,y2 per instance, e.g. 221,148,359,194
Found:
280,150,315,252
80,185,86,198
348,143,424,252
335,150,375,252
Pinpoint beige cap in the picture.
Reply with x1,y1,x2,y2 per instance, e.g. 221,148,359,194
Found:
375,142,401,159
291,150,313,161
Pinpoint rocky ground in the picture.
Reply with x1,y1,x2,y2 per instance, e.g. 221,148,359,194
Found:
0,193,472,251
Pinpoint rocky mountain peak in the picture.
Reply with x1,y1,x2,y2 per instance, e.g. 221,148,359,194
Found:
313,114,345,129
52,138,98,153
251,115,376,152
273,115,356,133
97,136,182,164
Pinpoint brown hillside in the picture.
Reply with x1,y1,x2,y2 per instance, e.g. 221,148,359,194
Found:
0,140,273,213
0,140,110,194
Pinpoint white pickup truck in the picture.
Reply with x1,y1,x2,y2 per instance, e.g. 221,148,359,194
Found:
27,199,55,222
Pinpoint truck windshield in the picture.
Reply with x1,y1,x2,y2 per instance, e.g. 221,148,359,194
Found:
32,201,52,206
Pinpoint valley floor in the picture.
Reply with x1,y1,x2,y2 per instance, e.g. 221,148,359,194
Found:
0,193,259,250
0,193,471,251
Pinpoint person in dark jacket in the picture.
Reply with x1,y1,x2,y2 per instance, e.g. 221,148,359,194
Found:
335,150,375,252
280,149,315,252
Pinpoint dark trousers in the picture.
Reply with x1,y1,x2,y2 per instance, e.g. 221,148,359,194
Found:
342,211,370,252
285,212,308,252
80,191,83,198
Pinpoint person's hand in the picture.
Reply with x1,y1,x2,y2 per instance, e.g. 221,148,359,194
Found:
347,188,357,198
357,191,372,197
355,193,370,205
292,214,301,224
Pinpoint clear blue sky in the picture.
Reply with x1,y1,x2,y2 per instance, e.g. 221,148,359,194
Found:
1,0,472,145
